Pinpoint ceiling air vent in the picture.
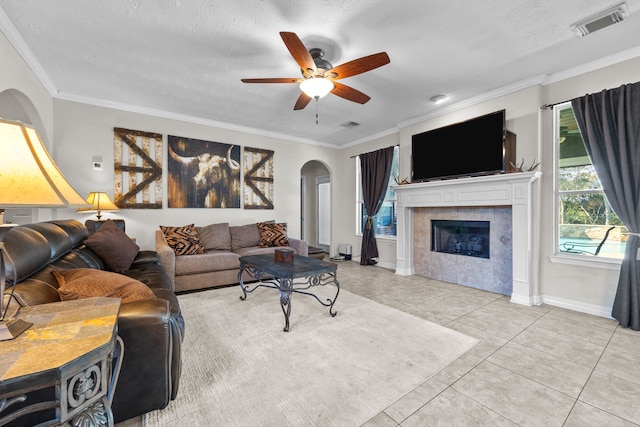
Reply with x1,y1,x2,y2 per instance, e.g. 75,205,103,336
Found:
571,3,630,37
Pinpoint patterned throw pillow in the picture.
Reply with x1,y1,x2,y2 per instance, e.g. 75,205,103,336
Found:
160,224,205,255
257,222,289,248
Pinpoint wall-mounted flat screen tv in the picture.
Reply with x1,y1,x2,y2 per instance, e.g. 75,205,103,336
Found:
411,109,508,182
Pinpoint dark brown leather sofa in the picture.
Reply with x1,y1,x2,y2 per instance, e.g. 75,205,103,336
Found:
0,219,184,423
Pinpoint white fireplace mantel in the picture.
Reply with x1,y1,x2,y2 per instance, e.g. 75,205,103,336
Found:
394,171,542,306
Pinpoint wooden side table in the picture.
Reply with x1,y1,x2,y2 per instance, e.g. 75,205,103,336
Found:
0,297,122,426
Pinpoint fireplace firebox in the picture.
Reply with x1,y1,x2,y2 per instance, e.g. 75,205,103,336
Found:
431,220,490,259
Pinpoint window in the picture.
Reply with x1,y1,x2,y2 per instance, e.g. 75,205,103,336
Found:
555,103,627,258
356,146,399,237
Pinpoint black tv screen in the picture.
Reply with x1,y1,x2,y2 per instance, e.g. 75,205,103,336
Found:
411,110,507,182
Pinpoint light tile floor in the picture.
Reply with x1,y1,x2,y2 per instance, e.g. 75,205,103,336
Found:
118,260,640,427
333,261,640,427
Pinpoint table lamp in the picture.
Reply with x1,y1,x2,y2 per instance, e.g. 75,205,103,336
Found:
0,118,89,340
77,191,120,220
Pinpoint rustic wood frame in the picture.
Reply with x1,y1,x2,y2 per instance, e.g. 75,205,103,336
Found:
243,147,274,210
114,128,163,209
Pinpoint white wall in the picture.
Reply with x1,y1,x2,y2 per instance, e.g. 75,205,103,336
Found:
0,32,53,140
50,99,341,250
4,27,640,317
340,56,640,317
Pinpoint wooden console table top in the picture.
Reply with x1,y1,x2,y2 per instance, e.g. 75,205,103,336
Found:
0,297,120,381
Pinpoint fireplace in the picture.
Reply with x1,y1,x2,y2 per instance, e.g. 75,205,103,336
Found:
393,171,541,306
432,220,490,259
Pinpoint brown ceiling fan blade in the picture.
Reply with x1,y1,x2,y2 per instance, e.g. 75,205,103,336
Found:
326,52,390,80
241,78,300,83
294,92,312,110
331,82,371,104
280,32,316,77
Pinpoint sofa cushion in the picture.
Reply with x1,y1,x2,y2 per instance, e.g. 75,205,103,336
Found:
160,224,205,256
230,223,261,250
84,219,140,273
175,251,240,275
53,268,156,303
197,223,231,251
257,222,289,247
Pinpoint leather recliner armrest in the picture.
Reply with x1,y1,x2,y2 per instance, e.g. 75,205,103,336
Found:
111,297,179,423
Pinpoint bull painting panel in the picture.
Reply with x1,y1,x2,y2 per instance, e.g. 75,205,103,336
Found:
167,136,241,208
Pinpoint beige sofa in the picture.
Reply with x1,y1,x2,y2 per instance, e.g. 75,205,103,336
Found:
156,222,308,292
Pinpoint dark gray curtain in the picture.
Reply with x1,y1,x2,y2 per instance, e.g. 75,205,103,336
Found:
359,146,395,265
571,82,640,330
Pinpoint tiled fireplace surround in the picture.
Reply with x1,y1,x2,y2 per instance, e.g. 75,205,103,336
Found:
415,207,513,295
394,171,542,305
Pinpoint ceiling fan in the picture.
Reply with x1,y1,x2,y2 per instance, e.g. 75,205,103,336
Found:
241,32,390,111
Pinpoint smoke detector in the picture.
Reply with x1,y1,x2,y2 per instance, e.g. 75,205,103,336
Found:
571,3,630,37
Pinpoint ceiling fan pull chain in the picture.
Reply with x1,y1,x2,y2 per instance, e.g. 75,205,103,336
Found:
315,96,319,124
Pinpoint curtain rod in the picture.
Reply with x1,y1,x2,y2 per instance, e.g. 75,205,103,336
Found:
541,99,573,110
349,144,398,159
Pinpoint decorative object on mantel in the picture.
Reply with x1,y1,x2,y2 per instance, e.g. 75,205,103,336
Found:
393,175,410,185
0,118,89,340
509,158,541,172
114,127,163,209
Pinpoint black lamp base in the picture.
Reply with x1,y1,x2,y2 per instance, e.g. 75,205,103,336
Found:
0,318,32,341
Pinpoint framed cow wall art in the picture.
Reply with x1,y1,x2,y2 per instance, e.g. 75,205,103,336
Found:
167,135,241,208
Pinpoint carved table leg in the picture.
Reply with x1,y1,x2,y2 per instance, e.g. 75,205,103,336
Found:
279,278,293,332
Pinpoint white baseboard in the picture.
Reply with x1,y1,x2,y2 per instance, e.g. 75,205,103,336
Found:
542,295,613,319
348,256,395,271
376,261,396,270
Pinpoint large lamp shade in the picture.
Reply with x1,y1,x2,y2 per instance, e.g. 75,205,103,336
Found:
0,118,88,340
0,119,88,208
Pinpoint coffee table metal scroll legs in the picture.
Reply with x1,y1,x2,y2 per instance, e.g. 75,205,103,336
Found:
279,278,293,332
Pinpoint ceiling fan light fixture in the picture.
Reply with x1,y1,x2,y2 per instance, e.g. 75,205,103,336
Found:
300,78,334,99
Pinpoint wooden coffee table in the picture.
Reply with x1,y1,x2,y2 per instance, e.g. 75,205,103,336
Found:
238,254,340,331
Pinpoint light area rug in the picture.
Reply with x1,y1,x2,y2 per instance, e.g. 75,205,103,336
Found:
145,285,478,427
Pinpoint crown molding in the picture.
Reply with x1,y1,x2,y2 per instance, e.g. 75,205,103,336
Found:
0,6,58,96
396,76,545,129
541,45,640,86
55,91,340,148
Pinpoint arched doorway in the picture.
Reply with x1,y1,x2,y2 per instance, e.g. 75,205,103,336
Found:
300,160,331,254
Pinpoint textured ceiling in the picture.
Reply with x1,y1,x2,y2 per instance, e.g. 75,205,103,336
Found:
1,0,640,146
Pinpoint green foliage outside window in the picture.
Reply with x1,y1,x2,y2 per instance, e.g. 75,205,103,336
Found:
556,105,626,258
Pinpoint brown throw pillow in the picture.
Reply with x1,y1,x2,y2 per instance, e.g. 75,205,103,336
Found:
197,223,231,251
230,223,262,250
258,222,289,248
84,219,140,273
53,268,156,303
160,224,205,255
